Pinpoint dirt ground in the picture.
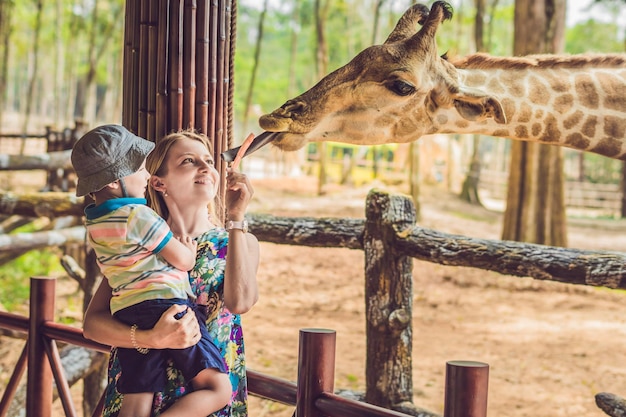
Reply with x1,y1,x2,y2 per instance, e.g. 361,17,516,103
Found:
1,172,626,417
243,175,626,417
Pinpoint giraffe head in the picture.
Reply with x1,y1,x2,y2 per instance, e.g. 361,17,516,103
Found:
257,1,506,152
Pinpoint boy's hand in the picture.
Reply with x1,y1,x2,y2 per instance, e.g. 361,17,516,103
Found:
178,235,198,254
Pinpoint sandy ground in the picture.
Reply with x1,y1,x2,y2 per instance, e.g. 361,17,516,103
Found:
1,173,625,417
244,176,626,417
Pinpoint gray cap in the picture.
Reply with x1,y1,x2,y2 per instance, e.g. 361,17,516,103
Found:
71,124,155,197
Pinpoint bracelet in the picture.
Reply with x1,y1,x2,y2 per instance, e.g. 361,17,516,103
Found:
130,324,150,354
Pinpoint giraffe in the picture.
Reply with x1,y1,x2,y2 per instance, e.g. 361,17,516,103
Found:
223,1,626,162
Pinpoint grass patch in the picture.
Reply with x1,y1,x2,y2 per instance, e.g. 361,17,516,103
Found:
0,249,65,312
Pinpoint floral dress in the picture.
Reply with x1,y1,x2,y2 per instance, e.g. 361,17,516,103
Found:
102,228,248,417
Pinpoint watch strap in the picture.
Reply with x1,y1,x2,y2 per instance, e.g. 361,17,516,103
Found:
226,219,248,233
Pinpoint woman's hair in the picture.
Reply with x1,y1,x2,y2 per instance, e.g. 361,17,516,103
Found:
146,129,223,224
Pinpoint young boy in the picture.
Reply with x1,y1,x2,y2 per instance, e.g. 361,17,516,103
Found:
72,124,230,417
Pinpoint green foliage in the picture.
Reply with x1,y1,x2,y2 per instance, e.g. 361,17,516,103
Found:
0,249,64,312
565,20,624,53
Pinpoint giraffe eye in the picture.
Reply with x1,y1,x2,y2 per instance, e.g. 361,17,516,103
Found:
387,79,416,96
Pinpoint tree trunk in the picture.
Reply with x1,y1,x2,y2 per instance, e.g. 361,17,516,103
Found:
408,141,421,220
53,0,64,128
314,0,329,195
74,0,98,122
287,1,299,98
21,0,44,140
458,0,489,205
460,135,482,205
0,0,14,132
371,0,386,45
621,162,626,218
502,0,567,246
74,1,123,124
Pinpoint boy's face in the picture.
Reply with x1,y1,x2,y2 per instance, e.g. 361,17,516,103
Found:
122,160,151,198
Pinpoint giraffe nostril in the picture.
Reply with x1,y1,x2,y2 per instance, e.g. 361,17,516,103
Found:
282,100,308,117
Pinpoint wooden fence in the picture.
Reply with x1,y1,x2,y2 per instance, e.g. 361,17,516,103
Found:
0,277,490,417
479,169,623,216
0,123,87,192
1,188,626,416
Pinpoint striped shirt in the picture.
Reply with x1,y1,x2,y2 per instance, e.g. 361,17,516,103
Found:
85,198,194,314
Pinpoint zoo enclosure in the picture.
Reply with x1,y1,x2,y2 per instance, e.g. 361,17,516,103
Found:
1,187,625,416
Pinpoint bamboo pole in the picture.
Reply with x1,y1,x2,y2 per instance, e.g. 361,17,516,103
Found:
169,0,183,131
122,0,235,206
146,0,159,141
183,0,197,129
208,0,218,142
226,0,236,150
122,0,132,129
196,0,210,134
215,0,226,149
155,0,170,139
214,0,227,207
137,0,150,137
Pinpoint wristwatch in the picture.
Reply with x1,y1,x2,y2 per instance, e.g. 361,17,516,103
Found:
226,219,248,233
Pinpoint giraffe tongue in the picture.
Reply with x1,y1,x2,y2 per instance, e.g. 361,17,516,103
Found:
220,131,278,162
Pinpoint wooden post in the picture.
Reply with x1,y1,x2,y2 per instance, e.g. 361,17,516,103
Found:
364,190,416,411
444,360,489,417
26,277,55,417
296,328,336,417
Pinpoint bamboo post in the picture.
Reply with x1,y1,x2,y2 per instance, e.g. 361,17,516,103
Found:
137,0,150,138
122,0,235,215
146,0,159,141
196,0,210,134
363,190,416,411
169,0,183,132
155,0,170,140
26,276,55,417
443,361,489,417
182,0,197,129
296,328,336,417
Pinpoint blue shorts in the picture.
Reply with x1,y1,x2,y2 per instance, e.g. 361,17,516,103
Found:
113,298,226,394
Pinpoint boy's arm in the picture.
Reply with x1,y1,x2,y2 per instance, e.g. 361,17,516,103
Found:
158,234,197,271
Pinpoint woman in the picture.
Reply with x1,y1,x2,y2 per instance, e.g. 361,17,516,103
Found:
83,130,260,416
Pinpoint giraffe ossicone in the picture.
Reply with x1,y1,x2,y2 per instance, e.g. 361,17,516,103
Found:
239,1,626,161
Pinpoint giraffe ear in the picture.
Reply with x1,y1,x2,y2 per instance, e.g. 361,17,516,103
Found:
453,95,507,124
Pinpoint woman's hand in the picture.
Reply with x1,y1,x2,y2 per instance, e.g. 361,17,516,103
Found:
225,168,254,221
84,281,201,349
146,304,201,349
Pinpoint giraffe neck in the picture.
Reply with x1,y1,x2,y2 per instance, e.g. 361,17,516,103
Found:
436,54,626,159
